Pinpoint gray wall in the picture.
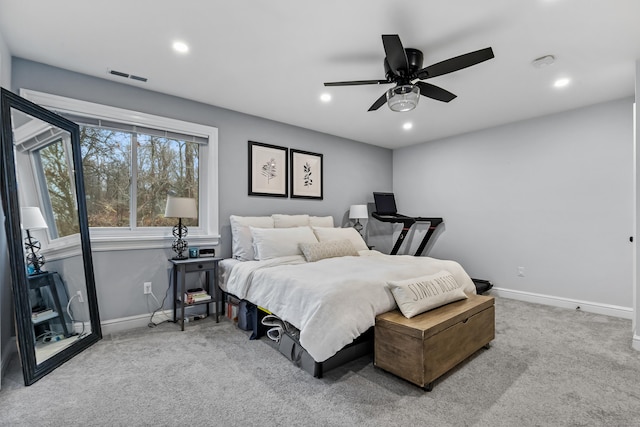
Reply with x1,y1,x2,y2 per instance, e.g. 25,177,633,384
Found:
10,58,392,326
0,29,13,384
394,97,634,312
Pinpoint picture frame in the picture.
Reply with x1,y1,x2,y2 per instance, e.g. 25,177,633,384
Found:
248,141,288,197
290,149,323,200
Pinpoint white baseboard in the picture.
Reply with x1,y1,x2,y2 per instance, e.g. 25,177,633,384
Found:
100,309,174,335
490,287,634,319
633,334,640,351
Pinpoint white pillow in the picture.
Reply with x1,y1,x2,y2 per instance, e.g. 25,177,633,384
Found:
299,239,359,262
230,215,274,261
309,215,334,227
312,226,369,252
250,226,318,260
272,214,310,228
388,271,468,319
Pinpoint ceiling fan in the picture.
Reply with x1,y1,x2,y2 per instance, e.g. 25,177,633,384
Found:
324,34,494,112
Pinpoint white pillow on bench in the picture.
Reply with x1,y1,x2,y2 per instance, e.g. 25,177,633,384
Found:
388,270,468,318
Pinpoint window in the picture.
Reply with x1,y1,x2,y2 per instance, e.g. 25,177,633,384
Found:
33,135,79,239
20,89,219,253
78,124,199,229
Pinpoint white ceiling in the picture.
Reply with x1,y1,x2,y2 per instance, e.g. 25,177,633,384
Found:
1,0,640,149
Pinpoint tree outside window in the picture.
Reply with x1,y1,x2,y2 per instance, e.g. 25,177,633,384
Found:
38,125,199,236
21,89,218,250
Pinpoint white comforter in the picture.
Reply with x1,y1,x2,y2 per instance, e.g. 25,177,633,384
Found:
225,250,475,362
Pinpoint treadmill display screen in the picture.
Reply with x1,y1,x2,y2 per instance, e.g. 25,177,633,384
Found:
373,192,398,215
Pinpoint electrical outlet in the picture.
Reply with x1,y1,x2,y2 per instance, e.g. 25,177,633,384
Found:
517,267,525,277
77,290,84,303
144,282,152,294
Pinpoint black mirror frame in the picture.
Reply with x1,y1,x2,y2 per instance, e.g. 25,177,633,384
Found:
0,88,102,385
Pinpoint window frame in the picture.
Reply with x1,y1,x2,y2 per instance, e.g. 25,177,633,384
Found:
20,89,219,254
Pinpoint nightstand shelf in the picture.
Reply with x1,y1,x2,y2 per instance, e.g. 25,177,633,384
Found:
170,257,222,331
28,272,72,340
32,311,61,324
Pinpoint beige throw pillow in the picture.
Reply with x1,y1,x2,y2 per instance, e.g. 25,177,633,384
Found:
388,271,468,318
299,239,359,262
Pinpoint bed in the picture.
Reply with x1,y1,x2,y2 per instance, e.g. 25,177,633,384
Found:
220,214,476,375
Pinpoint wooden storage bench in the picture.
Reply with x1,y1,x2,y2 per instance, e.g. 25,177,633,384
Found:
374,294,495,391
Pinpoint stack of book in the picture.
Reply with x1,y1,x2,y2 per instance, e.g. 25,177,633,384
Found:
31,306,55,321
184,288,211,304
226,295,240,323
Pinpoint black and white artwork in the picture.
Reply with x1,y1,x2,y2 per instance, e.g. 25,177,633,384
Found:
248,141,288,197
290,149,323,200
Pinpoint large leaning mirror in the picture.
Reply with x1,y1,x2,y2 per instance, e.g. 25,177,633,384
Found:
1,88,101,385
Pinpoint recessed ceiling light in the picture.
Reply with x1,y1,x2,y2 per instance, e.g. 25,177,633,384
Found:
320,93,331,103
403,122,413,130
172,41,189,53
554,77,571,88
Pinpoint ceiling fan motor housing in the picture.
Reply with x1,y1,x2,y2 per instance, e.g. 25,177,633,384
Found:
385,48,424,81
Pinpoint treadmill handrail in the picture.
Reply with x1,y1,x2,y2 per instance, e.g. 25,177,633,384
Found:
371,212,443,256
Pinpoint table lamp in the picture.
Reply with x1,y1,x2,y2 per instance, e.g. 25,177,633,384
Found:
164,196,198,260
349,204,368,237
21,207,48,275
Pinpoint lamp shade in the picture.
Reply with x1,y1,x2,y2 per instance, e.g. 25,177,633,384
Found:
21,207,48,230
349,204,368,220
164,197,198,219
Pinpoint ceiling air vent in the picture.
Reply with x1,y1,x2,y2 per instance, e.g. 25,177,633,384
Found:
129,74,148,82
108,69,148,83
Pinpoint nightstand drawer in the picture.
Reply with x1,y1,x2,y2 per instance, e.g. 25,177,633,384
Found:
184,261,215,273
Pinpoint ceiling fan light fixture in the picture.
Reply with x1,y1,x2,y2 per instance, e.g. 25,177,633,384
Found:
386,85,420,112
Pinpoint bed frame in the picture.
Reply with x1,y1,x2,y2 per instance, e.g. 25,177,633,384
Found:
245,300,373,377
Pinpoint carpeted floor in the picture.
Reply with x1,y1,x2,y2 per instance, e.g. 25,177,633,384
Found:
1,296,639,426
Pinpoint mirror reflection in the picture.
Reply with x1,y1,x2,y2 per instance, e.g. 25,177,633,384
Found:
1,87,101,386
12,108,93,365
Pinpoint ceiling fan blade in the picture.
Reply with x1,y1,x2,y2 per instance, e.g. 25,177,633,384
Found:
416,47,494,80
324,80,389,87
382,34,408,76
368,92,388,111
415,81,457,103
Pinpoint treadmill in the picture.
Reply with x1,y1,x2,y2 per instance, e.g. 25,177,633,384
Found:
371,192,443,256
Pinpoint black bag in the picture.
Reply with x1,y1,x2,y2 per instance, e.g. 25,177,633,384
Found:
237,300,253,331
472,278,493,295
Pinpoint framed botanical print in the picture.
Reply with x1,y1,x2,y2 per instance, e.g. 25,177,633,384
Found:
290,149,323,200
248,141,288,197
